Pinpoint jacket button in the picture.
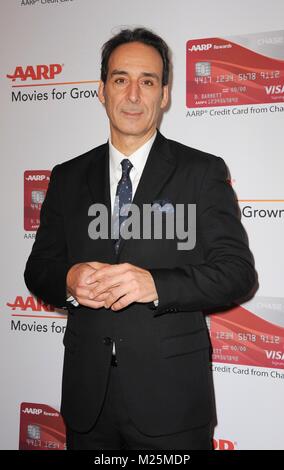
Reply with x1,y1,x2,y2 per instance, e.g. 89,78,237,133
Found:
103,337,113,345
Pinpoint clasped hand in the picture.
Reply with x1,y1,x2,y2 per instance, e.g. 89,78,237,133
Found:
66,261,158,311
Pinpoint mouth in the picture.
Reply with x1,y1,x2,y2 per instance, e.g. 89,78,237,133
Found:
121,110,143,117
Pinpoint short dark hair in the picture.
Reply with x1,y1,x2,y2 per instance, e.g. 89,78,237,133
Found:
101,27,170,86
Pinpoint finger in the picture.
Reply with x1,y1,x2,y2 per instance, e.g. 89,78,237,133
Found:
71,286,93,300
90,272,128,297
86,263,131,285
76,297,106,309
88,291,110,301
103,284,130,308
85,266,110,285
110,292,136,311
86,261,110,270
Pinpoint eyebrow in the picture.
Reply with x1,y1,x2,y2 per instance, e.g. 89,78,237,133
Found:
110,69,160,81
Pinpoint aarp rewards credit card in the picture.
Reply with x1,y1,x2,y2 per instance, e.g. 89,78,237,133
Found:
186,30,284,108
24,170,50,231
19,403,66,450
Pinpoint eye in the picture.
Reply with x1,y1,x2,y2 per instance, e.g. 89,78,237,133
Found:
114,77,127,85
142,79,154,86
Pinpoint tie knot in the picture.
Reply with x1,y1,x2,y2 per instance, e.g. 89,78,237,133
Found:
120,158,133,176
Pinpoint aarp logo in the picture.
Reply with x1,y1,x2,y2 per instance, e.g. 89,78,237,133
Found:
213,438,237,450
6,64,63,82
188,43,212,52
22,407,43,415
7,296,55,312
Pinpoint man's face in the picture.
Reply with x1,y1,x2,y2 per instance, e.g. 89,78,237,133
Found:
98,42,169,139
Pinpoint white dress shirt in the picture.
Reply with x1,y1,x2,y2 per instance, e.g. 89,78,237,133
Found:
109,131,157,213
109,131,157,355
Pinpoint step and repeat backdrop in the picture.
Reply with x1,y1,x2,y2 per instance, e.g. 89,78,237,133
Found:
1,0,284,450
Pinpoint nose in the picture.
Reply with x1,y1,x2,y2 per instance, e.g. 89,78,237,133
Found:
127,80,140,103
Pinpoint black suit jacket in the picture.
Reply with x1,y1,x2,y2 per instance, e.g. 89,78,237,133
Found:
24,131,256,435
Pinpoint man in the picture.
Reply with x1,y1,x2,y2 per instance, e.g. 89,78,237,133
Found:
24,28,256,450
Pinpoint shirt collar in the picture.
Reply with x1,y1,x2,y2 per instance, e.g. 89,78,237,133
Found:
109,131,157,178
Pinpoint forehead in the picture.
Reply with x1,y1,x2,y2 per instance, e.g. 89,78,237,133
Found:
108,42,163,76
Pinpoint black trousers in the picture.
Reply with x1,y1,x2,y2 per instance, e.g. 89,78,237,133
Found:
66,356,213,450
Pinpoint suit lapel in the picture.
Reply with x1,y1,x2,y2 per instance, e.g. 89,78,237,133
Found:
86,143,117,261
118,131,177,256
86,132,177,260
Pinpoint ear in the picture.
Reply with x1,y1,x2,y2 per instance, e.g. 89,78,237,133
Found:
98,80,106,104
160,85,169,109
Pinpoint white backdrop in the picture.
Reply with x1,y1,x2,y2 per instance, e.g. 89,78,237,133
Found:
1,0,284,450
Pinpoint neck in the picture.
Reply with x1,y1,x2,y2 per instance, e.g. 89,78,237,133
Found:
110,128,156,156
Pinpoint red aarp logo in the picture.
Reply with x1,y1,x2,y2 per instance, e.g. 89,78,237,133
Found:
7,64,63,82
7,296,55,312
213,438,236,450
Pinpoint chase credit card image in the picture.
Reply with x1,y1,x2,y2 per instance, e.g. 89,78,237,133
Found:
208,298,284,369
186,30,284,108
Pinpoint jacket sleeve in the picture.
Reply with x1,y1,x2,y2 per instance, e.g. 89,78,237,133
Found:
24,164,70,308
149,156,257,316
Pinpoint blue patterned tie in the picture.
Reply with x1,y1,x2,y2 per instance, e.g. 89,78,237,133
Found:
113,158,133,253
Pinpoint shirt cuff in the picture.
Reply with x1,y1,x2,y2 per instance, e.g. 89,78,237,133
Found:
66,295,79,307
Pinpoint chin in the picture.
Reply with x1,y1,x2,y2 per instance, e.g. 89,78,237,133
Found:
119,124,147,136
